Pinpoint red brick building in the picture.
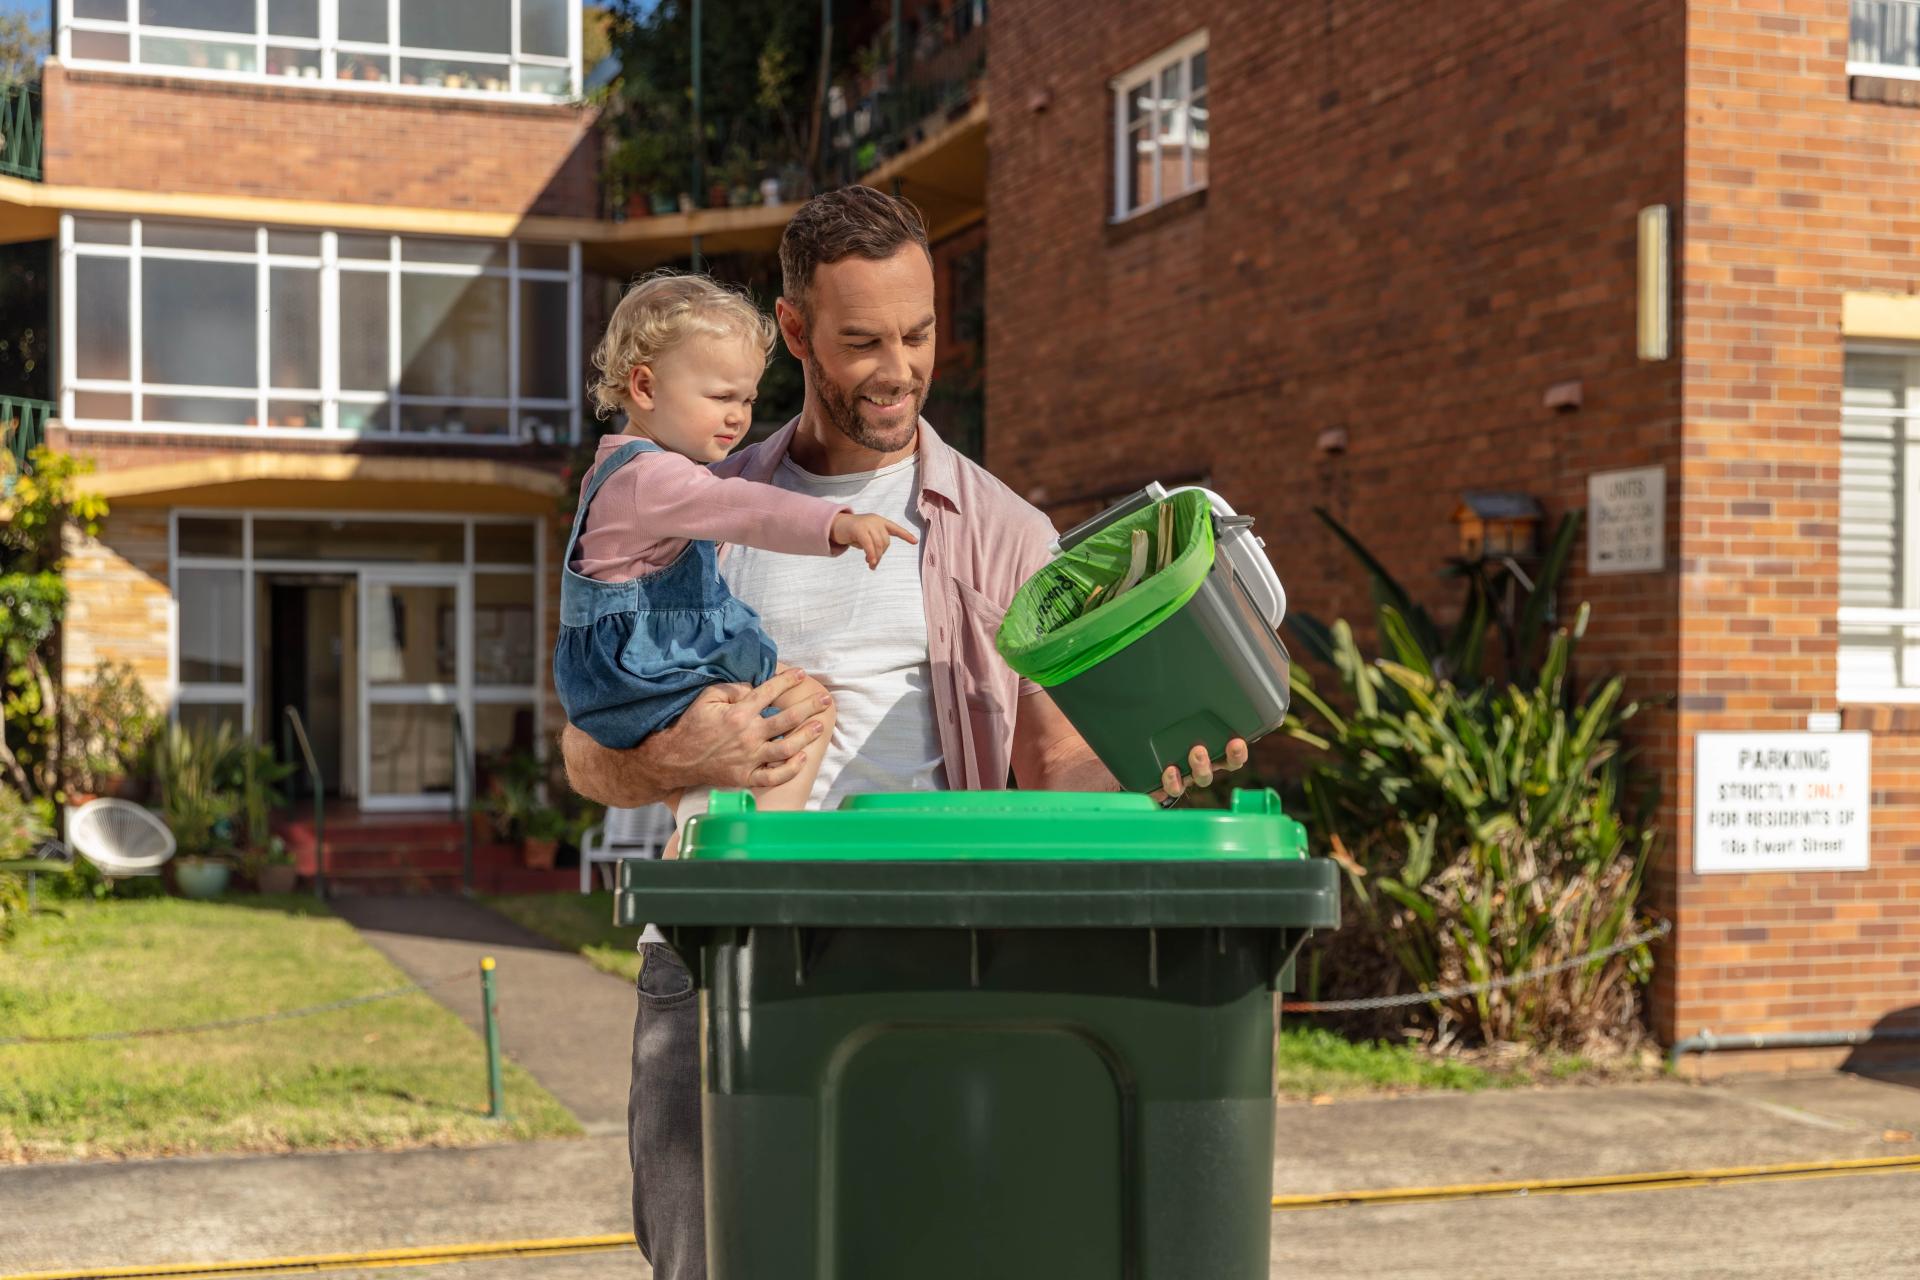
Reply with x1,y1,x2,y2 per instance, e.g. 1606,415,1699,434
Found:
985,0,1920,1061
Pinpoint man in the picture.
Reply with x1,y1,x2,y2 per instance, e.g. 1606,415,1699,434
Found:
562,186,1244,1278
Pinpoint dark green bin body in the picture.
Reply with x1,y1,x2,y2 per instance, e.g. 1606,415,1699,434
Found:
618,798,1338,1280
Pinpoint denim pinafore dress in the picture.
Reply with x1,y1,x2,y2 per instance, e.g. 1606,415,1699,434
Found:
554,437,780,750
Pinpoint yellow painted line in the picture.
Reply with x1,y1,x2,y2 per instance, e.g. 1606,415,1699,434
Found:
1271,1152,1920,1210
0,1235,635,1280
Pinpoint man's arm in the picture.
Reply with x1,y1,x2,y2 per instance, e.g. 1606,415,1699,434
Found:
1010,689,1250,798
560,669,831,807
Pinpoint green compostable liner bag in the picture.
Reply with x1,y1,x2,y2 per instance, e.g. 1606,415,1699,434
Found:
996,488,1214,688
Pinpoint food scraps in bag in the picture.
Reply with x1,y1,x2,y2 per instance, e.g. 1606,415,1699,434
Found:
1072,500,1180,621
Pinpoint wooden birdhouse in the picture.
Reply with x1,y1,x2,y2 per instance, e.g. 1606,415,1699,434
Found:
1451,492,1544,561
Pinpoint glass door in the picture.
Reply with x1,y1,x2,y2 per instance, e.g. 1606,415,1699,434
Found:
358,568,469,811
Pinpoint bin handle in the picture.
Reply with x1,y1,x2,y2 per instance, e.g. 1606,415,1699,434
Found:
1053,483,1169,552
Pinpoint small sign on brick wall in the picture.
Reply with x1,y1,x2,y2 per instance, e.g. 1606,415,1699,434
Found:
1587,466,1665,575
1694,732,1872,874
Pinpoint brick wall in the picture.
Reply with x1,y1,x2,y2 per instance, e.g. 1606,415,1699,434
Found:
40,62,600,218
986,0,1691,1028
1676,1,1920,1042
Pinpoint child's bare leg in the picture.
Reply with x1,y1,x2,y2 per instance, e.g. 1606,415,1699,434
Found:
752,667,833,811
659,788,685,860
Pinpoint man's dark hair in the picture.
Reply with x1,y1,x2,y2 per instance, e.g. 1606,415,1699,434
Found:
779,186,931,318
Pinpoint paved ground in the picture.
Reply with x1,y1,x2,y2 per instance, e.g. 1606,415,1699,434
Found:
330,895,635,1134
1272,1068,1920,1192
6,1070,1919,1277
0,1137,633,1274
8,895,1919,1277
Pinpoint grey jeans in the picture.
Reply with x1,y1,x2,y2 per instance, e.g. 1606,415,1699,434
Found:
629,942,705,1278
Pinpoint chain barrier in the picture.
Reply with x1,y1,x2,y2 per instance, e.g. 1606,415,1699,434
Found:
0,969,473,1047
1281,919,1673,1014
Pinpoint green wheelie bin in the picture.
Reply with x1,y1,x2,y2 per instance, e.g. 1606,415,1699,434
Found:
617,787,1339,1280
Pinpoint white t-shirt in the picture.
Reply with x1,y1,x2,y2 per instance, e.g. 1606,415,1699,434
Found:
721,454,948,808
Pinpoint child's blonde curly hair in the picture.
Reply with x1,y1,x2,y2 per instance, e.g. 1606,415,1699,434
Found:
589,271,780,421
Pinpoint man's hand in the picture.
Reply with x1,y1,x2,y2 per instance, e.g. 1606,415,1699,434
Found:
1151,738,1251,803
560,668,832,807
1012,690,1251,800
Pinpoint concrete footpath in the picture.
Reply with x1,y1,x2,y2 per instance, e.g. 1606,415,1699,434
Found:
6,894,1919,1276
329,895,635,1135
6,1070,1920,1277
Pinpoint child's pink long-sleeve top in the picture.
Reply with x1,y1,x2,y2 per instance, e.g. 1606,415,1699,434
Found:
570,433,851,581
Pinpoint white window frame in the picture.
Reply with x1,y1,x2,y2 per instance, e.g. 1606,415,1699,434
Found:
60,213,582,445
57,0,582,103
1109,30,1209,224
168,509,544,809
1839,343,1920,703
1848,0,1920,83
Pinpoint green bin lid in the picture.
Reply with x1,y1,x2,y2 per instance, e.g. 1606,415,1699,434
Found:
680,788,1309,862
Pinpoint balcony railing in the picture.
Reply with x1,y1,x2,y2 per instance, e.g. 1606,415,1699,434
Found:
824,1,987,188
1,81,43,181
2,396,54,492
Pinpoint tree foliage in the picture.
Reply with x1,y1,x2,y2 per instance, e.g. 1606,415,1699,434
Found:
600,0,825,200
1,449,107,797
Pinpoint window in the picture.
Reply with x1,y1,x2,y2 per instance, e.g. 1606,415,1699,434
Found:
169,512,541,767
1111,32,1208,221
1840,349,1920,698
59,0,579,99
1853,1,1920,78
62,216,580,442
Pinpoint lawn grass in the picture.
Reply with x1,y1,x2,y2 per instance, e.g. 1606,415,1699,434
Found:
0,896,580,1163
1275,1026,1503,1098
481,892,1583,1100
482,890,643,983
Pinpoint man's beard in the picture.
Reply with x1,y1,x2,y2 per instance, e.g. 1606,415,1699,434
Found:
806,349,926,453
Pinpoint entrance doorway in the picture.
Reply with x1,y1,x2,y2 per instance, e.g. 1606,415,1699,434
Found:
263,575,355,800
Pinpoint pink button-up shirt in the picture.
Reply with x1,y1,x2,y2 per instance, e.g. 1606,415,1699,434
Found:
714,417,1056,791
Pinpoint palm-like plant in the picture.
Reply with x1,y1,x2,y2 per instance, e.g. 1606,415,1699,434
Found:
1283,510,1659,1049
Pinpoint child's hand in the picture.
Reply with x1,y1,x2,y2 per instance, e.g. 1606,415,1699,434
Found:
831,513,918,569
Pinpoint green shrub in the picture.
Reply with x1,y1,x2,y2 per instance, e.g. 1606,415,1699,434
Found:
1284,509,1659,1050
151,723,241,859
0,783,53,940
58,661,160,799
1287,603,1656,1050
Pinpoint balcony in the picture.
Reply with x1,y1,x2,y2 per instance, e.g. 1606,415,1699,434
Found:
1,81,42,182
2,396,54,490
592,0,988,268
824,0,987,239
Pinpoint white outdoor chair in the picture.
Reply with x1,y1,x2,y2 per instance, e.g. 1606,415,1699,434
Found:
579,803,675,893
66,798,176,879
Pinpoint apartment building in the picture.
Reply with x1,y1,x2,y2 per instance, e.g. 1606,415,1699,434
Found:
985,0,1920,1059
0,1,988,852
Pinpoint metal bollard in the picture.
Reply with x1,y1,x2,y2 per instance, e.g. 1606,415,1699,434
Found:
480,955,505,1120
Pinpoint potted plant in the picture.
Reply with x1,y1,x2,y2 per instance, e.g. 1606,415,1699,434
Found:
650,190,678,216
522,807,565,870
478,750,542,844
174,847,236,899
59,662,159,806
153,722,242,900
244,835,298,895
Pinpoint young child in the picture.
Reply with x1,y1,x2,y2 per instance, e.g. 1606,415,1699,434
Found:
556,273,913,837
